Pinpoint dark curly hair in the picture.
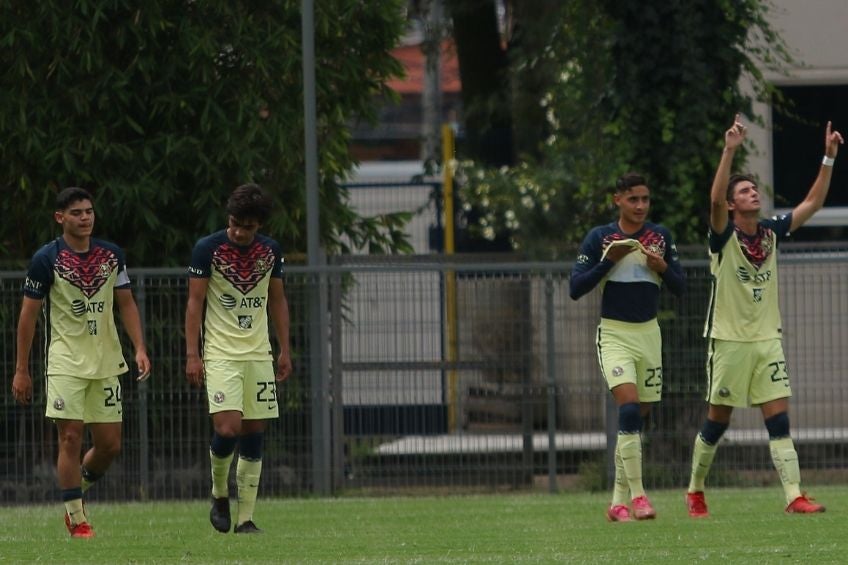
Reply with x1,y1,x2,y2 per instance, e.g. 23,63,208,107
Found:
615,172,648,193
226,183,272,224
56,187,93,211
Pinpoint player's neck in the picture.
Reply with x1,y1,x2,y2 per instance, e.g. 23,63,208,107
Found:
62,233,90,253
617,218,644,236
733,213,759,236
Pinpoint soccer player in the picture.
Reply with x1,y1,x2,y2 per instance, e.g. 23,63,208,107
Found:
185,183,292,534
10,187,151,539
685,115,843,517
570,173,685,522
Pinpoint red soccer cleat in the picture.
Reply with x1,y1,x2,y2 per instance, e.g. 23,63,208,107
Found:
69,522,95,538
631,495,656,520
786,494,825,514
686,491,709,518
606,504,632,522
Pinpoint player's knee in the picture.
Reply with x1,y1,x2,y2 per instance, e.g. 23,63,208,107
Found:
699,419,729,445
239,432,264,461
57,427,84,449
764,412,790,439
618,402,641,433
211,432,239,457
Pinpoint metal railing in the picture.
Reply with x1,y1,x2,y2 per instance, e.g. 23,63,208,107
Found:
1,250,847,502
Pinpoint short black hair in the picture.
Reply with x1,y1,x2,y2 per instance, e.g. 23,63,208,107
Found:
226,183,272,224
615,172,648,193
727,174,757,203
56,187,93,211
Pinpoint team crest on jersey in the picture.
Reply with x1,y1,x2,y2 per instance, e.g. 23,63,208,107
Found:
752,288,764,303
213,391,226,404
55,247,118,298
53,397,65,411
238,315,253,329
212,242,275,295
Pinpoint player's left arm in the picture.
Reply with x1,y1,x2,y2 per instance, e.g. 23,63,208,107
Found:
115,288,152,381
267,277,292,382
790,121,844,231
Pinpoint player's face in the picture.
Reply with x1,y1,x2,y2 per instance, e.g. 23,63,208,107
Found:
728,181,760,214
227,216,261,246
55,199,95,239
614,185,650,227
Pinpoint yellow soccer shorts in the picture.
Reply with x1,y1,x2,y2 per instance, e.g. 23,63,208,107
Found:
596,318,663,403
46,374,123,423
204,359,279,419
706,338,791,407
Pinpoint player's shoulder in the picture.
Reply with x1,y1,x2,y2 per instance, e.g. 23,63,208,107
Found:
586,222,618,240
90,237,124,256
30,238,62,262
254,232,282,251
193,230,228,252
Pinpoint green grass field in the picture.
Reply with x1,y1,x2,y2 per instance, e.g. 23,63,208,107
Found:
1,486,845,563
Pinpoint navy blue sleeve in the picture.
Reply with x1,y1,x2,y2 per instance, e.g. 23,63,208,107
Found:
708,222,734,254
762,212,793,243
188,235,215,278
569,228,614,300
658,228,685,297
270,238,284,279
22,246,54,300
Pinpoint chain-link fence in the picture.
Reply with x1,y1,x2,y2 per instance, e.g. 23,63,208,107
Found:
1,249,847,503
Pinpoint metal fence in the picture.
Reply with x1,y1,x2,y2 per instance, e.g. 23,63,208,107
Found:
1,250,848,503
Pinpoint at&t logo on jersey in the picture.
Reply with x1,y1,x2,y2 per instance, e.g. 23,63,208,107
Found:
735,266,772,284
219,293,237,309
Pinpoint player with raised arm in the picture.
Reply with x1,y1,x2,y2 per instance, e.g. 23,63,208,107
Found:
185,183,292,534
685,115,843,517
10,187,151,538
570,173,685,522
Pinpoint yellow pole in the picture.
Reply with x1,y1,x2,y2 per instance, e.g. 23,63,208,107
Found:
442,124,459,432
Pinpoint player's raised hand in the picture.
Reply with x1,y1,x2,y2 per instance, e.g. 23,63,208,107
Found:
825,121,844,158
725,113,746,150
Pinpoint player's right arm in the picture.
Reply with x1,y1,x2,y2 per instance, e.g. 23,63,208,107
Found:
185,276,209,388
710,114,746,234
11,297,41,406
569,229,622,300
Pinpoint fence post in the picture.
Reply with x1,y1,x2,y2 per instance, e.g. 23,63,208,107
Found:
135,271,150,501
545,271,558,493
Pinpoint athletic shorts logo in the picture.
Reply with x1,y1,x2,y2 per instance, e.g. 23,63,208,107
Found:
238,315,253,329
53,397,65,411
213,391,226,404
219,294,237,309
718,387,730,398
612,366,624,377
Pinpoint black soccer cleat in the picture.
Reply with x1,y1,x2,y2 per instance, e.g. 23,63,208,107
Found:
233,520,263,534
209,497,231,533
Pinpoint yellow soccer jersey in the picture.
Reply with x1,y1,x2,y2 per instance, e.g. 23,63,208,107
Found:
188,230,284,361
23,237,130,379
704,214,792,342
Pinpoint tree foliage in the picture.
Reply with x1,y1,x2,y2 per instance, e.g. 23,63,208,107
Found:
452,0,793,257
0,0,410,266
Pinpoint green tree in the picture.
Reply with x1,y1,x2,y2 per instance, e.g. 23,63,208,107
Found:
0,0,411,266
452,0,792,256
